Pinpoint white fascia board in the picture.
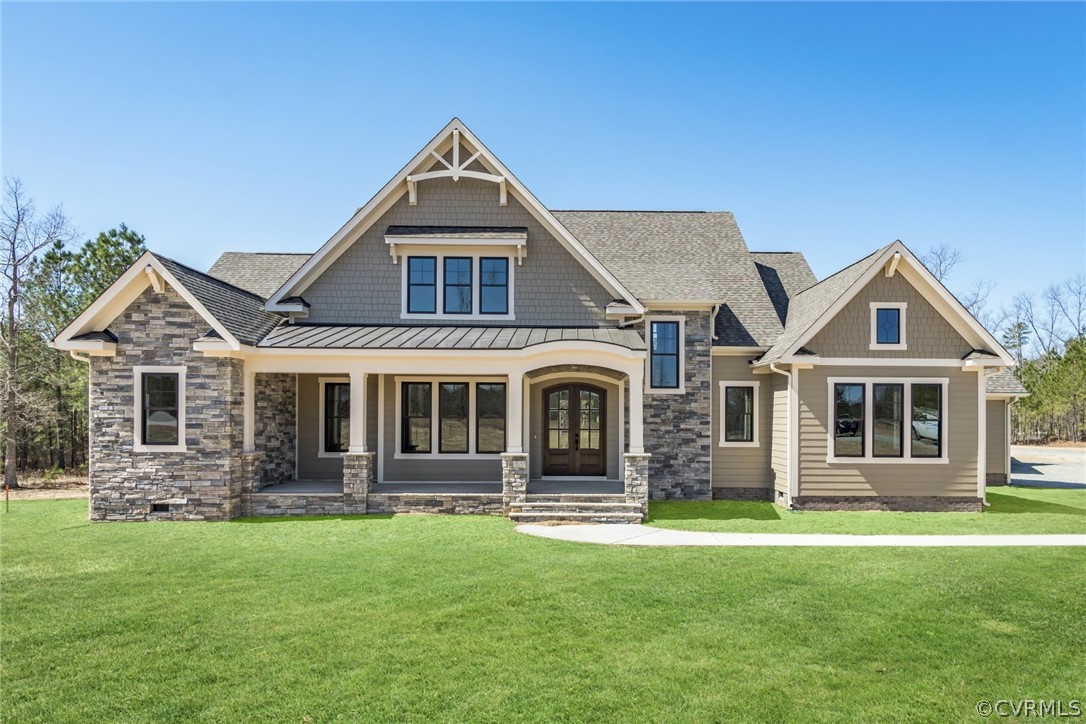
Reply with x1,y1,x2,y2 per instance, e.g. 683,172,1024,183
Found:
53,251,242,352
782,241,1013,365
642,300,718,310
711,347,768,356
51,339,117,356
266,119,645,315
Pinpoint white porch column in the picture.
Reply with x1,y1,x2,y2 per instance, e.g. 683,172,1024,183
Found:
243,366,256,453
628,363,645,454
349,371,368,454
507,369,525,454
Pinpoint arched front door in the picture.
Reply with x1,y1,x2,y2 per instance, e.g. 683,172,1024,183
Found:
542,384,606,477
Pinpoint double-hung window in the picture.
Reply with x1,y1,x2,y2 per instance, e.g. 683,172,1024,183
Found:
402,254,513,319
322,381,350,454
398,379,506,457
829,378,948,463
719,382,759,446
648,317,684,392
133,365,186,452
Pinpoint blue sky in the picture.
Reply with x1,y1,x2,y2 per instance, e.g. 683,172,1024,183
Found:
4,2,1084,312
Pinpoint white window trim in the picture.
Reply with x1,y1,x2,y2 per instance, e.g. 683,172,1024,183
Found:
645,315,685,394
400,253,515,321
718,381,760,447
826,376,949,464
394,376,507,460
133,365,187,453
317,376,350,458
869,302,908,350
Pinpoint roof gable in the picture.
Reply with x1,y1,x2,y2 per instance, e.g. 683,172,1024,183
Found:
757,241,1013,365
264,118,644,313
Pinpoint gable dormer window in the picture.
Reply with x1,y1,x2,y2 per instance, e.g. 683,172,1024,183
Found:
443,257,473,314
869,302,907,350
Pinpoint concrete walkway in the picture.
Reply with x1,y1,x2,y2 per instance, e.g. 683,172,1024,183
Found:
517,524,1086,547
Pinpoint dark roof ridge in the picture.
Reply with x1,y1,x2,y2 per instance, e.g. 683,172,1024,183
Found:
550,209,725,214
218,251,311,256
151,251,270,303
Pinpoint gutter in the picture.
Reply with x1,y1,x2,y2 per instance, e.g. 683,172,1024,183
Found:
768,362,794,506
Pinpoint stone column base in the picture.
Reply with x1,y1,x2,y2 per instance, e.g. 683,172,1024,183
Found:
343,452,375,515
623,453,651,519
239,451,264,517
501,452,529,512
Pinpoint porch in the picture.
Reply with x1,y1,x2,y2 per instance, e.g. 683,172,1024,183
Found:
237,341,652,522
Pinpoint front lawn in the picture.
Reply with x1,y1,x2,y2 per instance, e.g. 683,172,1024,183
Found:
648,486,1086,535
2,499,1083,721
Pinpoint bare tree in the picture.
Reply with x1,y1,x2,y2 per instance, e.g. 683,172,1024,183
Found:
1,178,74,487
1052,273,1086,339
1014,290,1066,359
920,244,966,282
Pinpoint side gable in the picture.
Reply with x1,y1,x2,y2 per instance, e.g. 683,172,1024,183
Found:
757,241,1013,365
265,118,643,314
53,251,282,353
807,271,973,359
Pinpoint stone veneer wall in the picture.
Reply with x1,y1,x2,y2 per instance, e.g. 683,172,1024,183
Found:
88,286,245,521
634,311,713,500
255,373,296,484
792,496,983,513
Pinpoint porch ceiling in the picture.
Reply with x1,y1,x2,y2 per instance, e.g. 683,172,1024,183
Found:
258,324,646,351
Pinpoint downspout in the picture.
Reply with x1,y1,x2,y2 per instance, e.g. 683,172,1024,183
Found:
69,351,91,364
768,362,793,507
710,304,720,341
618,314,645,329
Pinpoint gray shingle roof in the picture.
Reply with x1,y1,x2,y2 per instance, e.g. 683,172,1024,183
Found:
551,211,786,346
207,252,310,298
259,325,645,351
154,254,284,346
757,244,892,364
751,252,818,325
986,368,1028,395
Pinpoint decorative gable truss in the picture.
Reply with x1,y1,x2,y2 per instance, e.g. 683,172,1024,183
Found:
263,118,644,315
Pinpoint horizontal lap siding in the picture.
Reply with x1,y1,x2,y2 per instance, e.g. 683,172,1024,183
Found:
986,399,1007,474
771,382,789,498
529,376,620,480
296,373,378,481
711,356,772,489
798,366,979,497
381,376,502,482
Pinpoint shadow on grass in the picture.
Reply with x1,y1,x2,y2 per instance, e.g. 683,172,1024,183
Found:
233,514,396,524
985,491,1086,516
647,500,782,523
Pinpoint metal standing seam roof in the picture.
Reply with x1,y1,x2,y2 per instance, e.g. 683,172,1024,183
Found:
258,325,646,351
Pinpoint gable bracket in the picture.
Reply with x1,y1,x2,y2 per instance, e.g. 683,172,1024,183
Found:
406,128,508,206
884,251,901,278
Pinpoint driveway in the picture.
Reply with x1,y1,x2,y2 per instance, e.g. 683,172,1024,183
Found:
1011,445,1086,489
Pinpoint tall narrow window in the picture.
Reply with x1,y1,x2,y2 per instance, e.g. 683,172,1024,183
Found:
876,308,901,344
142,373,179,445
872,383,904,458
323,382,350,453
833,383,865,457
476,383,506,453
650,321,680,389
479,257,509,315
724,386,755,443
911,384,942,458
443,257,472,314
407,257,436,314
401,382,432,453
439,383,469,453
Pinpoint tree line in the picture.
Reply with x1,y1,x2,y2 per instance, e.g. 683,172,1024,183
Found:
1,183,1082,486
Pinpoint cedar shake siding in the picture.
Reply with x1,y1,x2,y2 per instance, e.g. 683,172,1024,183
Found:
300,176,615,326
807,272,974,359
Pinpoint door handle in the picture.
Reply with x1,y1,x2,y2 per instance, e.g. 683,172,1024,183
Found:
574,433,580,450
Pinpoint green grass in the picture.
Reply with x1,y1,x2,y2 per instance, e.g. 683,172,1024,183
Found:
2,499,1084,722
648,486,1086,535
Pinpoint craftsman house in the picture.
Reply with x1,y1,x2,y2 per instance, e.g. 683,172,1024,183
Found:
53,119,1026,523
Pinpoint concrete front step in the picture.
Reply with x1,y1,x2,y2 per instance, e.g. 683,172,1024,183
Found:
523,494,628,504
513,501,643,511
